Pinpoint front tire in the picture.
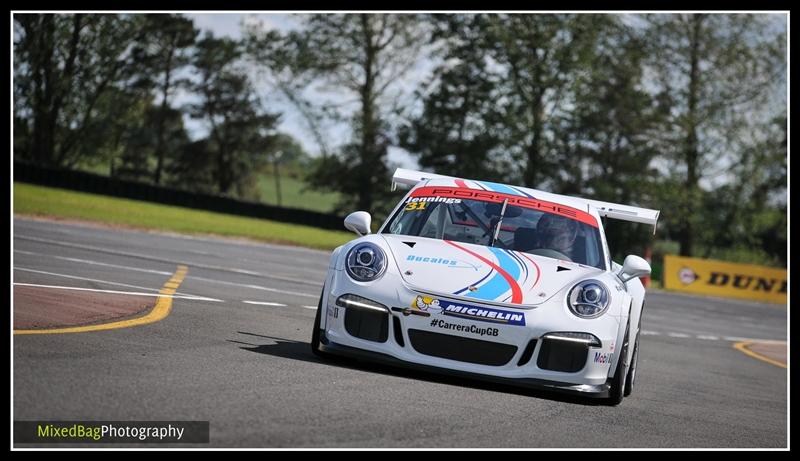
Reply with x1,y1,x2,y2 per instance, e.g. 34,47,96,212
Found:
623,332,639,397
310,286,330,359
624,308,643,397
607,321,630,406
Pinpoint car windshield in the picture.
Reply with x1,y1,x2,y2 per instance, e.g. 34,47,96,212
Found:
384,186,605,269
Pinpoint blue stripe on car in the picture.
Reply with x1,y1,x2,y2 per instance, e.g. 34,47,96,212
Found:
505,249,528,283
454,268,495,295
465,247,521,301
509,185,535,198
477,181,525,197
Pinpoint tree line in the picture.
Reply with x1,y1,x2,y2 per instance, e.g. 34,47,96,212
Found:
13,13,787,266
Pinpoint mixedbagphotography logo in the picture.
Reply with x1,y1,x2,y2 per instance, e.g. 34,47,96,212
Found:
14,421,210,444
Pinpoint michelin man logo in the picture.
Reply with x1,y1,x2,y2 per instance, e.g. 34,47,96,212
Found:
679,267,698,285
412,296,440,311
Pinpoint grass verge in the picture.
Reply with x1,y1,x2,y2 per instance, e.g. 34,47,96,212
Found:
14,182,354,251
256,172,341,213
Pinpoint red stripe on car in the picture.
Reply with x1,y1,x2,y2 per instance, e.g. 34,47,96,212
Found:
444,240,523,304
518,252,542,289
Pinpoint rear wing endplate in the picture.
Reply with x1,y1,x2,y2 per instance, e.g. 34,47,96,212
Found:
391,168,454,190
391,168,660,233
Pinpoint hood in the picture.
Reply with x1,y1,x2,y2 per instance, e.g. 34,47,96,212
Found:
382,235,604,307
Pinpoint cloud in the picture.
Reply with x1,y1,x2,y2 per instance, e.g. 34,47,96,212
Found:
183,13,298,39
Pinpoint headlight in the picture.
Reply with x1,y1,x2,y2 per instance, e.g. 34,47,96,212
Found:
541,332,601,347
345,243,387,282
335,294,388,313
567,280,610,318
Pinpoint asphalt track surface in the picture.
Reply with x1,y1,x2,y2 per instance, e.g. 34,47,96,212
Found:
13,217,788,448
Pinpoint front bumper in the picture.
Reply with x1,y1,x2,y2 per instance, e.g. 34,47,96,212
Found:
321,268,623,396
319,330,610,398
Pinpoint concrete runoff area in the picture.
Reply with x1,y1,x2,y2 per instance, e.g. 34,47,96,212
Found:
13,285,156,330
12,217,787,448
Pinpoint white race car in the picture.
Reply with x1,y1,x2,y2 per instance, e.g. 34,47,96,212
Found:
311,169,659,405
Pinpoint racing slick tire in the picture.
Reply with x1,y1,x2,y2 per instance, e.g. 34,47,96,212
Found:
310,286,331,359
607,320,630,406
624,310,643,397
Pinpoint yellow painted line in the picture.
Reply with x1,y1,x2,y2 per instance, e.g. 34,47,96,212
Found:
733,341,787,369
14,265,188,335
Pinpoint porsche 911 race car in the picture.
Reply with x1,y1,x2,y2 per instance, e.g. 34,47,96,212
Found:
311,168,659,405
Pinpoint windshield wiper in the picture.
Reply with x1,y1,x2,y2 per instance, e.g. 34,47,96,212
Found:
489,198,509,248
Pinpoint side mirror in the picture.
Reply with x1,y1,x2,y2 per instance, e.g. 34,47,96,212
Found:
344,211,372,236
619,255,651,283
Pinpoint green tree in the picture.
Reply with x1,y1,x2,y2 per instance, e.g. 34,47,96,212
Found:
131,14,198,185
84,85,151,177
247,14,430,214
116,104,189,182
185,33,280,197
13,14,146,167
263,133,309,206
643,13,786,256
555,20,668,259
487,14,610,189
696,113,786,266
398,15,509,181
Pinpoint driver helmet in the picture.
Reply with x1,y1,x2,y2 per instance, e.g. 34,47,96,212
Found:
536,214,578,255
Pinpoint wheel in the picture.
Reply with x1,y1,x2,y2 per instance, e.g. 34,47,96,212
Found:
623,332,639,397
607,320,630,406
624,303,644,397
310,286,330,359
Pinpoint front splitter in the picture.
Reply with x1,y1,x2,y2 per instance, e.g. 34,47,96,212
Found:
318,331,610,399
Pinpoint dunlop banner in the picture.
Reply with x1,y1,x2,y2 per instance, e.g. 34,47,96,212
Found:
663,255,787,304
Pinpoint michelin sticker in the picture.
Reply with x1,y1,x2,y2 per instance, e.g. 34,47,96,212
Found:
412,296,440,311
411,296,525,326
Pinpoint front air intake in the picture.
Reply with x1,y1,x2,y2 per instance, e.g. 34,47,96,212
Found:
536,336,589,372
392,316,405,347
516,339,538,366
408,329,517,366
343,302,389,343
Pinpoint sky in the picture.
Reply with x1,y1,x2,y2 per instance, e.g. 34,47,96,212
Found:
182,13,421,169
181,12,787,195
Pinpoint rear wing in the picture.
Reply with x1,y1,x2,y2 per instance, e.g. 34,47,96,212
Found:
392,167,454,190
392,168,660,233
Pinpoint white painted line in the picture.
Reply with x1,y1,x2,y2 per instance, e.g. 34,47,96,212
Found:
723,336,758,342
16,235,318,285
723,336,786,344
13,267,218,301
16,235,188,264
667,332,691,338
14,249,320,296
14,249,174,276
638,327,784,344
225,268,262,276
16,216,330,258
301,305,318,310
13,282,222,301
186,274,318,299
243,301,287,307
